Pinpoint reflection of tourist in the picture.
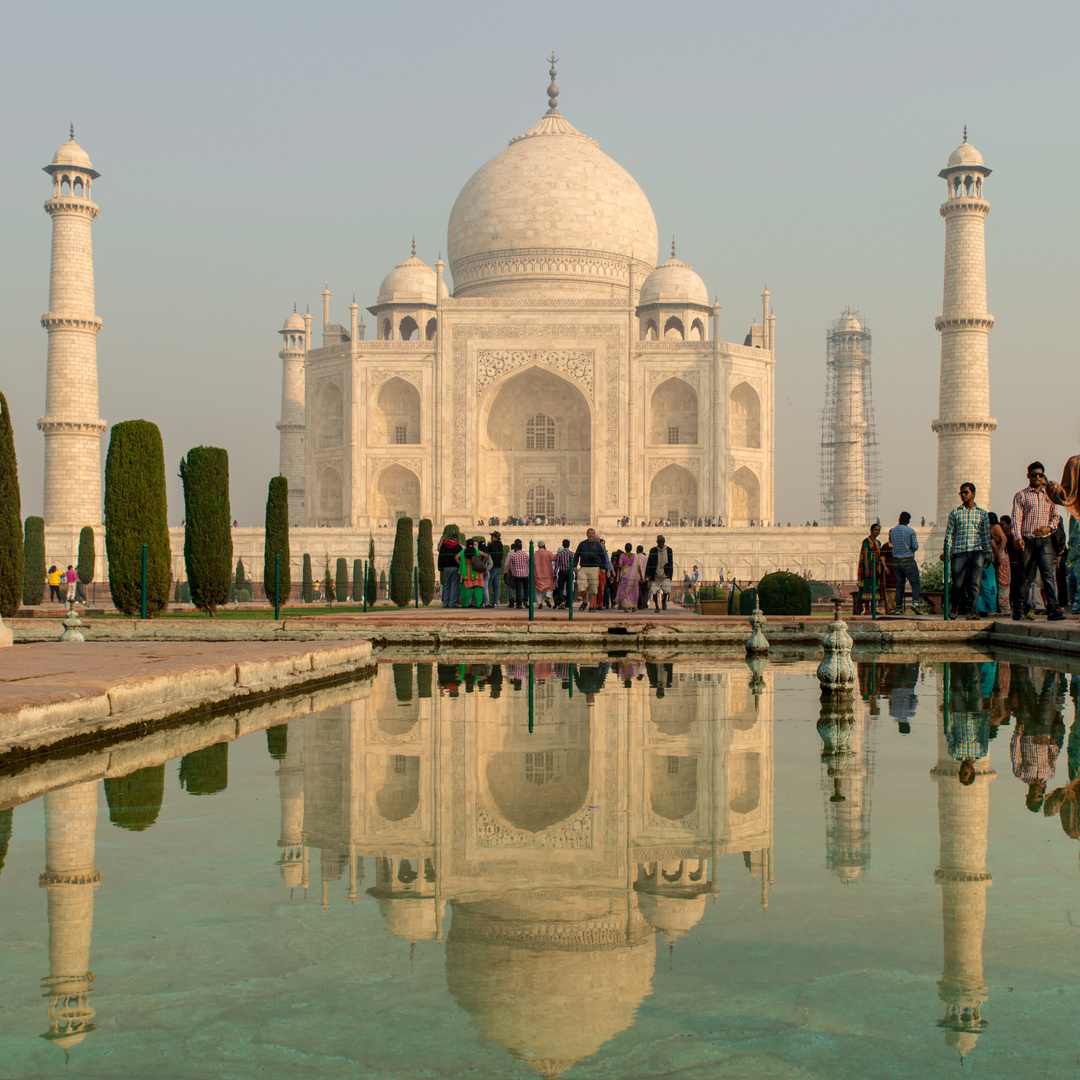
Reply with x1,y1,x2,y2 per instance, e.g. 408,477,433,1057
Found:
945,663,994,783
1009,666,1066,811
888,661,920,735
574,662,608,704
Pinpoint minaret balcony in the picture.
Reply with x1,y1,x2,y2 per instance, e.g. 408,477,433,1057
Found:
41,313,103,332
43,196,99,218
934,315,994,332
930,418,997,435
36,416,108,436
939,198,990,218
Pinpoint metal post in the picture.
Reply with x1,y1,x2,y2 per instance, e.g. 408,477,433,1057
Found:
362,560,368,613
870,551,878,620
274,553,281,621
568,663,574,699
140,543,148,620
568,566,574,622
528,541,535,621
414,564,419,608
528,663,534,733
943,542,950,621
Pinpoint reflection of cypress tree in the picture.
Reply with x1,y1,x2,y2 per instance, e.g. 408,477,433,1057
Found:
266,724,288,760
0,807,12,875
104,765,165,831
393,663,413,703
178,742,229,795
416,663,433,699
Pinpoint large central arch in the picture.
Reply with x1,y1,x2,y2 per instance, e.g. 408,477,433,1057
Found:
479,366,592,521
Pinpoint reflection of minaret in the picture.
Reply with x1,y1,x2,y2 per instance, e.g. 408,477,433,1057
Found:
39,782,101,1057
819,697,875,883
931,683,993,1059
276,722,308,893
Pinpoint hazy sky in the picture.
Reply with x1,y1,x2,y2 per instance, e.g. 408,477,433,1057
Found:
3,0,1077,527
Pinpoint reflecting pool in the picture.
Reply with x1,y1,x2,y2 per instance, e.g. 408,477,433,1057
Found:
2,655,1080,1078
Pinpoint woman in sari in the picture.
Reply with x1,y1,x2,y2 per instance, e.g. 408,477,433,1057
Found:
856,523,894,614
614,543,644,611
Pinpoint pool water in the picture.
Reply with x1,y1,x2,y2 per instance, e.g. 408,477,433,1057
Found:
1,655,1079,1079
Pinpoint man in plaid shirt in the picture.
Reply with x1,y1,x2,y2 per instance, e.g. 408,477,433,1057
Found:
505,540,530,609
552,539,573,609
943,482,992,618
1011,460,1065,621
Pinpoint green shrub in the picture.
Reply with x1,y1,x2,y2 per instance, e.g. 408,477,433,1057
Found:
390,517,414,606
738,587,758,616
235,558,246,587
302,554,313,602
379,569,387,599
180,446,232,616
104,765,165,831
808,580,835,601
920,560,944,591
263,476,291,605
697,584,729,605
756,571,812,615
22,516,45,605
418,519,436,605
77,526,95,585
336,558,349,604
105,420,172,616
393,663,413,702
417,663,432,699
266,725,288,760
323,554,334,603
352,558,362,602
0,393,25,619
366,536,377,605
178,743,228,796
239,588,251,602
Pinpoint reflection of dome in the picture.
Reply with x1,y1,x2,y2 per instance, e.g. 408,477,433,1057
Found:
446,897,655,1076
947,140,984,169
639,256,708,307
447,107,658,299
635,892,707,944
377,253,437,305
373,895,440,942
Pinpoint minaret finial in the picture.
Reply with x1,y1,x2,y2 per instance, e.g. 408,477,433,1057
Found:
671,236,676,259
411,235,416,257
293,302,297,312
69,122,75,141
546,52,559,113
963,124,968,143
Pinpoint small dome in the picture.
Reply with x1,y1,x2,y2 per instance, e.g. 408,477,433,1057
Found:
377,253,437,306
947,140,984,169
636,892,707,943
836,308,862,332
374,895,439,942
639,256,709,307
282,310,305,332
51,137,94,170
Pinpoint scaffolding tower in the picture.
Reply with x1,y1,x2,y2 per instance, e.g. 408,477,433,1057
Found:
820,308,879,526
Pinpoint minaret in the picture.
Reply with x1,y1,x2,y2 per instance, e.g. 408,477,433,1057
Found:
276,306,307,524
931,671,993,1060
37,128,107,528
276,718,307,893
39,781,101,1057
932,130,996,540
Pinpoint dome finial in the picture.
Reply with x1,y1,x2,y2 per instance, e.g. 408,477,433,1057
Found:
671,236,676,259
69,122,74,141
963,124,968,143
546,52,560,114
411,235,416,257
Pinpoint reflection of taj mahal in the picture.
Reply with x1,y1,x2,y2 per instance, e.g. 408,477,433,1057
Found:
278,661,774,1077
277,59,776,529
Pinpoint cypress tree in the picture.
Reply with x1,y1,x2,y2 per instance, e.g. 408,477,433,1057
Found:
366,535,377,605
441,523,461,542
235,558,246,587
105,420,171,616
417,518,436,605
180,445,232,617
0,392,23,620
392,663,413,702
336,558,349,604
263,476,290,605
352,558,362,601
22,516,45,606
417,662,433,699
390,517,413,606
379,569,386,599
104,765,165,831
77,526,95,586
178,742,228,796
0,808,12,877
302,553,313,602
323,554,334,604
266,725,288,760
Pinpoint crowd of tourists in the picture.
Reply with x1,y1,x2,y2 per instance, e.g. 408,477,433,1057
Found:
854,455,1080,621
437,529,687,612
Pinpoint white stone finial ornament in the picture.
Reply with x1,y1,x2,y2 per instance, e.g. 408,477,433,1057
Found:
818,597,856,694
746,598,769,654
547,52,559,113
59,601,85,642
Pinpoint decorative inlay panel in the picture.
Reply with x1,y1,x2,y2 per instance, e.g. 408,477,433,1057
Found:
649,456,700,479
476,349,594,396
647,369,701,395
728,458,761,478
368,456,423,478
369,369,423,389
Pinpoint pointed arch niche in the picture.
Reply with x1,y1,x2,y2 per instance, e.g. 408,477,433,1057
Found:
729,382,761,448
728,466,760,526
317,466,344,525
649,463,698,523
374,463,421,523
650,377,698,445
316,383,344,449
374,377,421,445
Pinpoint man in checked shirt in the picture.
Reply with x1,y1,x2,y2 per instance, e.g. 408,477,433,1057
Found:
1011,460,1066,621
943,482,992,619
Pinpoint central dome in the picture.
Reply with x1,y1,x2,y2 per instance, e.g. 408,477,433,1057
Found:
447,100,658,299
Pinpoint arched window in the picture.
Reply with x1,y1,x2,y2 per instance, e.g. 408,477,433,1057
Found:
526,413,555,450
317,467,343,524
425,317,437,341
650,377,698,444
690,317,705,341
642,318,658,341
316,384,343,449
526,483,555,519
73,176,84,197
729,382,761,448
382,318,392,340
663,316,684,341
399,315,418,341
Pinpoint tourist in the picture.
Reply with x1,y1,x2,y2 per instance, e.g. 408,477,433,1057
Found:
47,565,61,603
855,524,892,614
438,530,462,609
533,540,556,608
1067,515,1080,615
65,565,78,603
1011,462,1065,621
595,539,612,609
572,528,605,611
988,511,1010,615
645,535,674,612
552,539,572,608
943,483,991,619
459,539,488,608
614,542,643,611
505,539,530,609
888,512,920,613
486,531,504,607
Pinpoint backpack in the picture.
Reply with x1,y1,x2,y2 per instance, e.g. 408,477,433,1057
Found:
472,548,489,572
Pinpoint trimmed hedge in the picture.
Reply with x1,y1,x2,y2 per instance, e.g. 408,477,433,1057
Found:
379,569,387,599
738,587,758,616
104,765,165,832
418,519,436,605
302,553,313,603
756,571,812,616
366,536,377,605
22,516,45,605
263,476,291,605
0,392,24,619
178,743,228,796
105,420,172,616
180,445,232,616
78,526,95,585
336,558,349,604
390,517,414,606
266,725,288,760
393,663,413,702
352,558,363,602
